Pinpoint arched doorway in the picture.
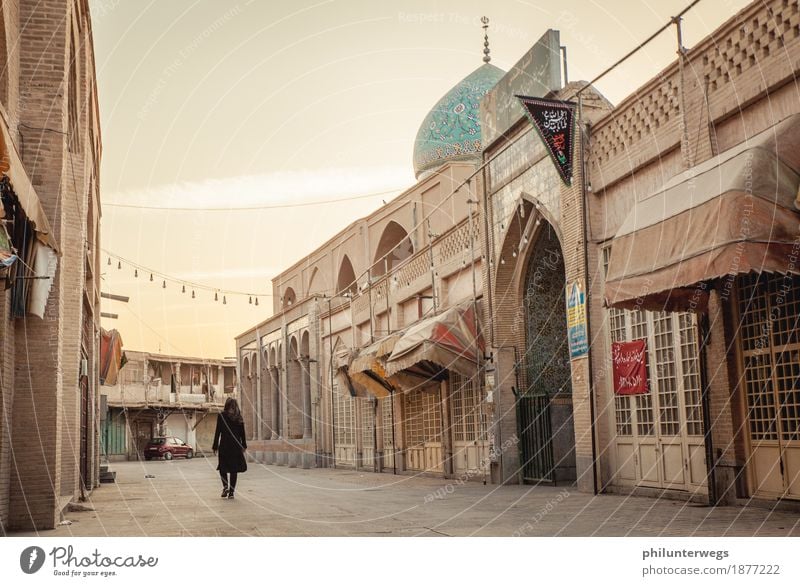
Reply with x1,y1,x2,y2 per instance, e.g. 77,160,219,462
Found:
518,220,576,483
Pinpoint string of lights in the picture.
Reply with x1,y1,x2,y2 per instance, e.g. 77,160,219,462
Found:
103,249,273,306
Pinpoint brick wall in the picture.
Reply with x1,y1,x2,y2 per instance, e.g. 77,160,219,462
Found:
1,0,102,531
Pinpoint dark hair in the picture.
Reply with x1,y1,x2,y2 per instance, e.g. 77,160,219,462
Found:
223,397,243,424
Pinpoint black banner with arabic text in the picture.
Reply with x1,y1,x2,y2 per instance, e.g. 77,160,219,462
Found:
515,95,577,186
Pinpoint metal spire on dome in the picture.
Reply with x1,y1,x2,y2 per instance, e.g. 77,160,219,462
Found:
481,16,491,63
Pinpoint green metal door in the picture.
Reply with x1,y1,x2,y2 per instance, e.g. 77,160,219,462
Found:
517,395,554,482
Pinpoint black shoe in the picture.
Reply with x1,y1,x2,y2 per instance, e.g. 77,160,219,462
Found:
221,488,229,498
227,490,234,499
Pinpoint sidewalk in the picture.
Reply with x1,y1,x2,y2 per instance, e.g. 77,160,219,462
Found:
11,459,800,537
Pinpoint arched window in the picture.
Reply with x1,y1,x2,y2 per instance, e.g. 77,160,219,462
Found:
336,255,357,296
282,287,296,307
373,221,413,276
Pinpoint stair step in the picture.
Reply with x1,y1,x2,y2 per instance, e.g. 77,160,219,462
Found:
99,470,116,483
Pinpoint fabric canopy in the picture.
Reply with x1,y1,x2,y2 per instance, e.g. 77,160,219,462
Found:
348,332,402,399
605,113,800,312
0,112,59,252
384,304,483,384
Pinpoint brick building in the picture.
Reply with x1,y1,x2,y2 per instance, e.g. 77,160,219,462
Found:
485,0,800,505
0,0,102,531
102,351,237,461
237,0,800,507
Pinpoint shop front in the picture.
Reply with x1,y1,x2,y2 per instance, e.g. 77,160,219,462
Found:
604,114,800,503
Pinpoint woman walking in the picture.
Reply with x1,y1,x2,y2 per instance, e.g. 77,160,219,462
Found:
212,397,247,499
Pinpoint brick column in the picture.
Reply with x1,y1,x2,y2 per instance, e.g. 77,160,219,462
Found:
269,366,280,439
301,357,312,439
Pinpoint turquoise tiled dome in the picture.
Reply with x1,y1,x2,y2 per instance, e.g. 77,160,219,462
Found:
413,63,505,179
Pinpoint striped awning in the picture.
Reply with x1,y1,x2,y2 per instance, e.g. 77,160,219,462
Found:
605,114,800,312
348,332,402,399
384,304,483,386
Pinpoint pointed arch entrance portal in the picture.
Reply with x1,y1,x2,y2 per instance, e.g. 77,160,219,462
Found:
517,221,576,484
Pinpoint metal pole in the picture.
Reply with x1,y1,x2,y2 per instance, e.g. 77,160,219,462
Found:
427,219,437,314
468,198,487,485
368,269,374,343
390,389,397,475
698,310,718,505
328,298,336,469
385,259,391,334
578,94,599,495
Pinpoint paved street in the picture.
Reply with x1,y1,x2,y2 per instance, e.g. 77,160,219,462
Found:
10,459,800,537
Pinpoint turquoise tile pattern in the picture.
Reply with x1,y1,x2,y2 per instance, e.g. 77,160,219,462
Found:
413,63,505,178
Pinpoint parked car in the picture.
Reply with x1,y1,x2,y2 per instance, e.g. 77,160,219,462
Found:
144,436,194,461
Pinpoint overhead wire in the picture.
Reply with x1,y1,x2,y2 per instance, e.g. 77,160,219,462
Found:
102,187,405,211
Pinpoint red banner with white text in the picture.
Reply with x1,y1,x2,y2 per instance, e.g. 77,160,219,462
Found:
612,339,648,395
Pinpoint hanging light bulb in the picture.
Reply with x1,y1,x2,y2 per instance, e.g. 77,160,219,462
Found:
182,284,186,293
255,297,259,306
117,261,122,270
192,290,195,299
500,258,506,265
107,257,111,266
162,280,166,289
150,273,154,282
523,235,529,244
249,296,252,304
223,295,227,305
135,269,138,278
214,291,218,301
512,249,517,258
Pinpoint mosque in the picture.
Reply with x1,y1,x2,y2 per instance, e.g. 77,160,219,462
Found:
238,0,800,507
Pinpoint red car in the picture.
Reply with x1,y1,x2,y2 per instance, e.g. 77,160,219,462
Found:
144,436,194,461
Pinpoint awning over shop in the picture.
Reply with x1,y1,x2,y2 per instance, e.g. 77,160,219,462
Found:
605,113,800,312
384,304,483,385
333,351,356,397
347,332,403,399
0,112,59,252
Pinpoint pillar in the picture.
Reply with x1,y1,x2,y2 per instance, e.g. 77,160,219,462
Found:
270,366,280,439
440,379,454,477
301,357,312,439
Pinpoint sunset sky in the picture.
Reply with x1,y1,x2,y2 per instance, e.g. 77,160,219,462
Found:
93,0,750,358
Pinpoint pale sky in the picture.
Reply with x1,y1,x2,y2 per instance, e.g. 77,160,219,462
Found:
94,0,750,358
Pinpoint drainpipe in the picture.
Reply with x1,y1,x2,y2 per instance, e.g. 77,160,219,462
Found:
328,297,336,469
578,94,599,495
698,306,718,505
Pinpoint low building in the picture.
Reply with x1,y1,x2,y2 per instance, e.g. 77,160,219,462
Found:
101,351,237,461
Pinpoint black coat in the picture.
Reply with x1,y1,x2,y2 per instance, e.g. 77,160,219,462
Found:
212,413,247,473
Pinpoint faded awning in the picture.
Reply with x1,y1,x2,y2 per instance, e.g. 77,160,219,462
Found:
605,114,800,312
0,112,59,252
348,332,402,398
384,304,483,386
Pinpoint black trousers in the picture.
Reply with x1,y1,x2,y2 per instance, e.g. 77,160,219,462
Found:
219,470,238,491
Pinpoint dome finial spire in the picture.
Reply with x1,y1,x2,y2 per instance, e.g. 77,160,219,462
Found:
481,16,491,63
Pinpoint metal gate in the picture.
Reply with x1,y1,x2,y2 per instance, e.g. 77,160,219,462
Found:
450,372,488,476
517,395,555,482
359,398,376,470
738,272,800,500
610,308,707,492
404,386,443,473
